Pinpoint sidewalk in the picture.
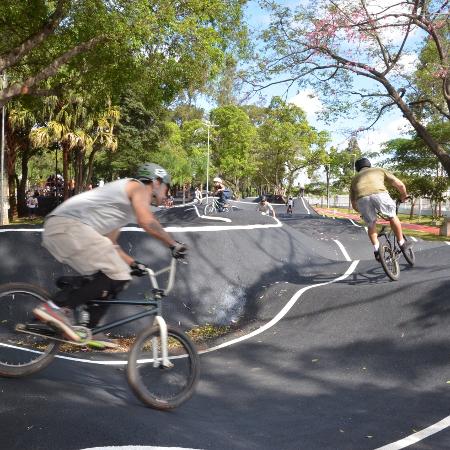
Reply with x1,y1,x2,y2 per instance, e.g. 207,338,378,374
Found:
314,207,441,235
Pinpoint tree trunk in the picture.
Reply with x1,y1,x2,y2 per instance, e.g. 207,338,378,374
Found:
409,198,416,221
5,120,17,220
84,148,98,188
17,149,31,217
62,143,69,200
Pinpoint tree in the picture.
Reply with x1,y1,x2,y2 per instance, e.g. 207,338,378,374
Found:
256,0,450,175
0,1,250,107
254,97,328,195
210,105,258,195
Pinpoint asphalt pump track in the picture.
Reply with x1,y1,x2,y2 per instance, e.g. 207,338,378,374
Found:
0,199,448,449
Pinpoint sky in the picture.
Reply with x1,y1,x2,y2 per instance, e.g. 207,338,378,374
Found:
242,0,417,159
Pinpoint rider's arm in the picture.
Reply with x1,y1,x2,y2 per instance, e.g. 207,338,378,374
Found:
269,203,276,218
127,181,177,248
384,170,407,201
106,228,135,265
391,179,407,202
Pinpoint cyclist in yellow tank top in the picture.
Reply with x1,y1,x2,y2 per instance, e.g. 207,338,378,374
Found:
350,158,412,262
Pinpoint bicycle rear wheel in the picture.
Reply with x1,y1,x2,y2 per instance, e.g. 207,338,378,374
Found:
379,245,400,281
401,236,415,266
127,325,200,410
0,283,60,377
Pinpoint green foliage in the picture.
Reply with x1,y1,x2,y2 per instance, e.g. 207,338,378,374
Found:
210,104,257,192
252,96,328,194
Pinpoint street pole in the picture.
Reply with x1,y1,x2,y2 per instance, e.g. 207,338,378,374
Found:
0,72,6,225
206,122,210,203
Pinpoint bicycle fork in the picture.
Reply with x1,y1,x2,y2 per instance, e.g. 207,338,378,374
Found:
153,315,174,369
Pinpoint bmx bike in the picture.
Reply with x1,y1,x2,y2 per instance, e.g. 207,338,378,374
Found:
377,201,415,281
0,258,200,410
203,197,231,215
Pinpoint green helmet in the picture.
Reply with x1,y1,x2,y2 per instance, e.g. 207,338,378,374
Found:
135,163,171,185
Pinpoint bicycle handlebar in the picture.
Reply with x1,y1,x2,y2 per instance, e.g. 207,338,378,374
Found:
144,257,177,296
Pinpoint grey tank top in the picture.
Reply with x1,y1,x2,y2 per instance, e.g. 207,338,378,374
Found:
47,178,139,235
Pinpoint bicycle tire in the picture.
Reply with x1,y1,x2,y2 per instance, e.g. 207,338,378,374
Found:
401,236,415,266
204,204,215,215
127,325,200,410
379,245,400,281
0,283,60,377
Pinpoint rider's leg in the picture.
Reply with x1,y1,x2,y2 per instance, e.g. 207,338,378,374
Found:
367,222,379,247
389,216,404,244
41,217,132,332
53,273,128,328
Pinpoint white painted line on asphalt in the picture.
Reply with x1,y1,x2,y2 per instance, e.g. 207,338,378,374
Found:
300,197,310,215
410,236,418,242
374,415,450,450
332,239,352,262
0,228,43,232
348,218,362,227
0,220,283,234
191,204,231,222
82,446,201,450
445,241,450,246
230,199,258,204
123,221,282,233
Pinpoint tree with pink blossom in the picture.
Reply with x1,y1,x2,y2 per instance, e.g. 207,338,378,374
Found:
254,0,450,175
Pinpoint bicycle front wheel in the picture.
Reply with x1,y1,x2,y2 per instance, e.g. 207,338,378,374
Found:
0,283,60,377
204,204,215,215
127,325,200,410
380,245,400,281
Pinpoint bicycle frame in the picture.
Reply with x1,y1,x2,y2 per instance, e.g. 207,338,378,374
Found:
377,224,402,260
81,259,176,366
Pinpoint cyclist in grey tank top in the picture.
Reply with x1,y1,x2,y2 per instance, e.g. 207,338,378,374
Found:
33,163,187,343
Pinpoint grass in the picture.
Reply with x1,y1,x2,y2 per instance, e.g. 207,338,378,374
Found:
9,217,44,226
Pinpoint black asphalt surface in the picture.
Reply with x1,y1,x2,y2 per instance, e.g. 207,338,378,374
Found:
0,199,449,450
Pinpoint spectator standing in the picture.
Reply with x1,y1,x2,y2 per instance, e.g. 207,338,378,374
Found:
194,186,203,204
26,191,39,219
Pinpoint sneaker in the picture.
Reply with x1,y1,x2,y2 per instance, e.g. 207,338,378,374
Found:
400,240,412,252
33,303,81,342
374,250,381,262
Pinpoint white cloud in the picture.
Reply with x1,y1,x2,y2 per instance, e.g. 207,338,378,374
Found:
288,89,323,121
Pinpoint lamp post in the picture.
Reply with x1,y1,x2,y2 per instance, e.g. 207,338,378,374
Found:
202,119,212,204
0,72,6,225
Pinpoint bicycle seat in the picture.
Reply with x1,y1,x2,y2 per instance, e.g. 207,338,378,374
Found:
56,275,94,289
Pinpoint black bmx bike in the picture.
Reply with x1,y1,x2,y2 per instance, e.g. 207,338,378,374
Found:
377,201,415,281
0,258,200,410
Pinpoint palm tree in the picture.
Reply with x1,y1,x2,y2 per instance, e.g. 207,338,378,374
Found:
30,96,119,198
